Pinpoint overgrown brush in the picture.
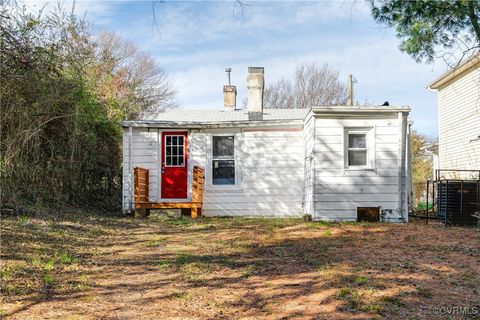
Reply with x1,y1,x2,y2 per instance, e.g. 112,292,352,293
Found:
0,1,176,211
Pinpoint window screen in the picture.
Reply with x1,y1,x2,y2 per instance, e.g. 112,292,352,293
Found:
212,136,235,185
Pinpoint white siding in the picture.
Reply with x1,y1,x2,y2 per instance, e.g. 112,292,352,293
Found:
312,116,406,222
122,114,409,222
122,126,305,216
202,128,304,217
437,67,480,177
122,128,160,211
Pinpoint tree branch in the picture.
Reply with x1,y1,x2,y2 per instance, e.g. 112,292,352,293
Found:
467,1,480,43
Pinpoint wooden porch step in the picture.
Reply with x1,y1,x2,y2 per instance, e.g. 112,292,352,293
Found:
135,202,201,209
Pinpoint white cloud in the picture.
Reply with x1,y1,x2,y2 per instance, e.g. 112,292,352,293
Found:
131,1,372,51
20,0,445,135
168,31,446,136
21,0,115,24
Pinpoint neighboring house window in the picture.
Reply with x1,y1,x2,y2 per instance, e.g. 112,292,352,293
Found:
345,128,373,169
212,136,235,185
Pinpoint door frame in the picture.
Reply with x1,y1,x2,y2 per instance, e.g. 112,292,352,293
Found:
160,130,189,200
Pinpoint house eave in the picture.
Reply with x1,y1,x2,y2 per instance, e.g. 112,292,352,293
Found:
311,105,410,116
121,119,305,129
428,54,480,90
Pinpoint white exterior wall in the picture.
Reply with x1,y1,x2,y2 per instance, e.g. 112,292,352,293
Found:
312,116,407,222
437,67,480,177
122,113,408,222
122,126,305,216
122,128,161,211
200,128,304,217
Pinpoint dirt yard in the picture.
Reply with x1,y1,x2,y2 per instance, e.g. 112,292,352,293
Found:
1,212,479,319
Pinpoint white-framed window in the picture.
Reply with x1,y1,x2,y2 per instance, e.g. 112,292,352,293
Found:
212,136,235,185
344,127,374,169
206,131,242,190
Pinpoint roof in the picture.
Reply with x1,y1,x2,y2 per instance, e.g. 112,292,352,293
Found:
428,53,480,90
153,108,309,122
122,106,410,128
422,142,439,154
122,108,309,128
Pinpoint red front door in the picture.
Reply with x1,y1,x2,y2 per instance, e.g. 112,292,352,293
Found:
161,131,188,198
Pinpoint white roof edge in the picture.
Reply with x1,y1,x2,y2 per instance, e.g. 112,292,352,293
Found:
428,53,480,90
121,119,304,128
312,105,411,113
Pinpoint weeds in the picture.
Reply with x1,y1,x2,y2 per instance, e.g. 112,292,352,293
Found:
2,212,480,319
43,274,55,286
338,287,364,309
414,285,433,298
354,276,369,285
157,260,171,270
146,237,167,248
240,265,256,278
322,229,333,236
171,291,193,301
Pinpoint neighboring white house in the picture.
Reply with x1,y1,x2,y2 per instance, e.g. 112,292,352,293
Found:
428,54,480,179
122,67,411,222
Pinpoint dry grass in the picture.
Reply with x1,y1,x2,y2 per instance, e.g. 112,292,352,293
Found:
1,211,479,319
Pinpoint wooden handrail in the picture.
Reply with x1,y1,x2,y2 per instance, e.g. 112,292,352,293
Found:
134,167,149,204
133,165,205,218
191,166,205,218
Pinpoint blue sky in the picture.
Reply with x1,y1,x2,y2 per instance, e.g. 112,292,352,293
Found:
25,0,450,136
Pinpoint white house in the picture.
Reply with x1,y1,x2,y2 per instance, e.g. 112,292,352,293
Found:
428,54,480,179
122,67,411,222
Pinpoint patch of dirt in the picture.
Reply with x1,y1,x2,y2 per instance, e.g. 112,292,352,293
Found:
1,213,479,319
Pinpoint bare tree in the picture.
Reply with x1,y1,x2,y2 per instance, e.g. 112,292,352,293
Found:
92,31,177,120
263,63,347,109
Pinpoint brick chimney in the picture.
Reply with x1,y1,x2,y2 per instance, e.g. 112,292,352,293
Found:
246,67,264,120
223,68,236,111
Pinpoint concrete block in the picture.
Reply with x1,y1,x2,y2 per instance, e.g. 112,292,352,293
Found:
149,208,182,219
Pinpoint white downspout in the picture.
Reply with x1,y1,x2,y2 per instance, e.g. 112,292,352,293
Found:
405,121,412,222
311,114,316,219
128,126,133,212
397,112,408,222
157,129,160,201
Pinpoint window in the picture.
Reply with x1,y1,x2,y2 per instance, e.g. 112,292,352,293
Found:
348,133,367,166
165,135,185,167
212,136,235,185
345,128,372,169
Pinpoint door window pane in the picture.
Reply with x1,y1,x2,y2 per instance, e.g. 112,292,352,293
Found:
165,135,186,167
